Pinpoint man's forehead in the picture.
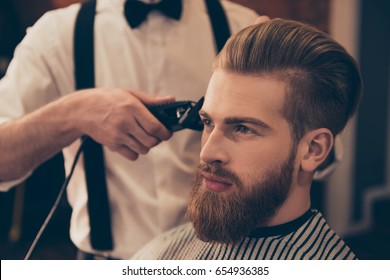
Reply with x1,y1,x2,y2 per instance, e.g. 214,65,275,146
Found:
203,70,287,121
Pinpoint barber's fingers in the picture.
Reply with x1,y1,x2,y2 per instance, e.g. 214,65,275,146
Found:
129,104,173,142
255,16,271,24
123,113,165,147
112,144,140,161
108,132,152,161
105,126,159,161
106,106,170,159
114,90,175,159
122,89,176,142
130,89,176,106
104,88,173,143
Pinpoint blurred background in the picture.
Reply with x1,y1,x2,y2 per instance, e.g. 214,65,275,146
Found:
0,0,389,260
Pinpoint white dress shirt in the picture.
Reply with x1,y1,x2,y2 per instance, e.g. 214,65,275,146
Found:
0,0,258,258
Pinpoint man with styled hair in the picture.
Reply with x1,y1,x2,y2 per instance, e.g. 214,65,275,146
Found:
132,18,362,260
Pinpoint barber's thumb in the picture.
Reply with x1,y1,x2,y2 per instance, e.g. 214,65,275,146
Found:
131,89,176,105
149,95,176,105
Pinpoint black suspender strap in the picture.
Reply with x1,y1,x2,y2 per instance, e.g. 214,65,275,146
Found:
205,0,231,52
72,0,231,253
75,0,96,90
74,0,113,251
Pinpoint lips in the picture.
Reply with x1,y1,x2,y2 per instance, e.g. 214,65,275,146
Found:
202,172,233,193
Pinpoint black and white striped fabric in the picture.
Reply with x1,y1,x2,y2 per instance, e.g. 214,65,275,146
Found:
132,209,357,260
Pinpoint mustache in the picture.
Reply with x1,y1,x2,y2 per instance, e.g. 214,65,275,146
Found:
197,162,241,187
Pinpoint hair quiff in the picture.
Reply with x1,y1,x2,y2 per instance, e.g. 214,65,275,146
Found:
214,19,363,141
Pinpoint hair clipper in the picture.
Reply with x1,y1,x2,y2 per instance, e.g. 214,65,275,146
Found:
147,97,204,132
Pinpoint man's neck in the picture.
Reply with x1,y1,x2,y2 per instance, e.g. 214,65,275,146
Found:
264,184,311,227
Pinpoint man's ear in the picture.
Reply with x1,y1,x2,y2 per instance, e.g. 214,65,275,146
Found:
300,128,334,173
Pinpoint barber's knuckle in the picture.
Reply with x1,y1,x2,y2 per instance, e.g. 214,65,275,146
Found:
127,100,141,111
148,122,163,136
111,131,122,144
146,137,160,148
114,117,128,129
129,153,139,161
130,140,148,154
162,131,172,140
116,146,137,161
107,143,118,152
139,147,150,155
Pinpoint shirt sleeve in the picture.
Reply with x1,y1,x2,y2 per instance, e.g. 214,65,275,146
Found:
0,4,79,119
0,5,79,191
221,1,259,34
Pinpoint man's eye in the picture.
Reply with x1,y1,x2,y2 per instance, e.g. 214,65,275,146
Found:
235,125,252,134
201,118,212,127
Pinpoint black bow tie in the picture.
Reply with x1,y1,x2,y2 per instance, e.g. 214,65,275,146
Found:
125,0,182,28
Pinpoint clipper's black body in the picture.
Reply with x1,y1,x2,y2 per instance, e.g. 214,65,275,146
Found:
147,97,204,132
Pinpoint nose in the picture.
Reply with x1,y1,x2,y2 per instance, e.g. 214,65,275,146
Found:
200,128,230,165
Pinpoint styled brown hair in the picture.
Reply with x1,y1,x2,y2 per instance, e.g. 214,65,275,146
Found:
214,19,363,141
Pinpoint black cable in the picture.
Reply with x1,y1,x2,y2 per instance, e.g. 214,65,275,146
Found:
24,136,87,260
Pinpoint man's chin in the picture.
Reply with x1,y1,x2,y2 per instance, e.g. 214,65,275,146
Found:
188,203,255,244
188,185,256,244
192,221,248,244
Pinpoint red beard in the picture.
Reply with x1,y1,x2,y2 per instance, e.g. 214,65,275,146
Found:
187,152,295,244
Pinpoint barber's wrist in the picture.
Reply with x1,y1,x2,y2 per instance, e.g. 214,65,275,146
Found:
44,91,87,141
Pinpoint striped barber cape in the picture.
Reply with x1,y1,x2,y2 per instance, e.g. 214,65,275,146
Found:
131,209,357,260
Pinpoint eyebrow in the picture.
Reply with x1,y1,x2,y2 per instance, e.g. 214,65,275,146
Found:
199,110,272,130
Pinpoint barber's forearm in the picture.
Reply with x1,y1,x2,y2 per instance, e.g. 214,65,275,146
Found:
0,96,83,181
0,87,175,181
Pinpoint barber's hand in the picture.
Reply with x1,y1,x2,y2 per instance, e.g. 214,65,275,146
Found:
255,16,271,24
72,88,175,160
